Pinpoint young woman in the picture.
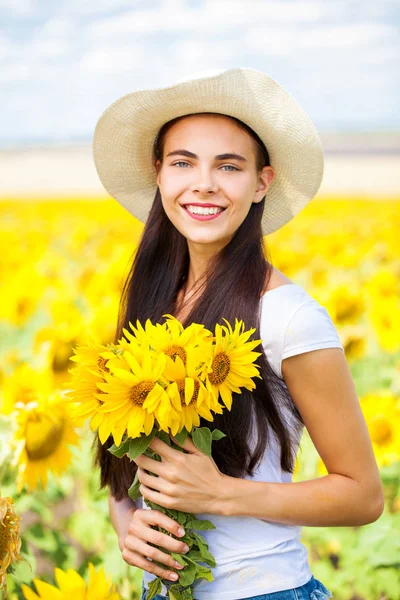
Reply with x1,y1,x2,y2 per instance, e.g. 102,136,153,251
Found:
92,68,384,600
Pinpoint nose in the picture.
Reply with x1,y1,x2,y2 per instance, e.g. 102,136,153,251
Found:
190,168,219,195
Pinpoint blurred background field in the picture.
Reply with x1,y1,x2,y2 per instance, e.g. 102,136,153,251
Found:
1,0,400,599
1,194,400,600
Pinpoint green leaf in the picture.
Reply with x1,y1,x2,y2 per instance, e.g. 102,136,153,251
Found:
169,588,186,600
146,576,162,600
185,518,216,531
128,429,157,460
107,437,130,458
157,430,172,445
127,470,141,501
211,429,226,441
174,428,189,446
185,549,216,567
176,556,197,587
195,563,214,582
192,532,216,566
171,552,187,566
192,428,212,457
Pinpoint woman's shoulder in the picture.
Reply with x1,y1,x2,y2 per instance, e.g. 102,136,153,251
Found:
260,268,309,306
259,271,344,379
261,267,294,295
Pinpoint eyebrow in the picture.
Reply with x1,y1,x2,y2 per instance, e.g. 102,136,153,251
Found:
165,149,248,162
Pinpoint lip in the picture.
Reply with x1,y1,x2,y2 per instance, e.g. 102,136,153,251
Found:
181,204,226,221
181,203,226,208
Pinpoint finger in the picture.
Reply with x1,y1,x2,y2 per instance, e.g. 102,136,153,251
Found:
134,454,163,475
138,468,170,494
170,433,198,454
140,523,190,557
136,538,185,573
140,509,186,539
148,436,182,461
121,546,181,582
140,483,173,509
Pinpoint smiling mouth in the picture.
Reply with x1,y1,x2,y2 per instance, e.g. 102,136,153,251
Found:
182,204,226,216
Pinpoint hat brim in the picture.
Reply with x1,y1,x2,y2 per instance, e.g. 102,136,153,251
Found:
92,68,324,235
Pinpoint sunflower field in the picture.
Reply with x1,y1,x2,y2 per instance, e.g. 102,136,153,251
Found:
1,197,400,600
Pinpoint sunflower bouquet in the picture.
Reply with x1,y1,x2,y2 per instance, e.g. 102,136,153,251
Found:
66,315,261,600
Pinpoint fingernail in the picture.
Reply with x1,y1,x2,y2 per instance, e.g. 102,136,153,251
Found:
174,561,183,569
178,527,185,536
182,544,189,553
170,573,178,580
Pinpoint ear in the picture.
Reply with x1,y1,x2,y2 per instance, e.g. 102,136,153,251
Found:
155,159,162,186
254,166,274,204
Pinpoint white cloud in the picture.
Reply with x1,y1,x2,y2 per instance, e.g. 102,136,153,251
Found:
38,16,77,38
0,0,34,16
0,0,399,144
80,46,147,73
244,22,396,54
88,0,325,40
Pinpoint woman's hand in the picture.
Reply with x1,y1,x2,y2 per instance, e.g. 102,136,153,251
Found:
120,507,189,583
133,435,226,514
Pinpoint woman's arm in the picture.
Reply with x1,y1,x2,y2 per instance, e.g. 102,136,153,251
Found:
108,494,137,550
219,348,385,526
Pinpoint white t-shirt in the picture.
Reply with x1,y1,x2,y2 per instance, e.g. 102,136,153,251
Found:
140,283,344,599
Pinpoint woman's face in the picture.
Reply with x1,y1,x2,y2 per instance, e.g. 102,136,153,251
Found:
155,114,274,250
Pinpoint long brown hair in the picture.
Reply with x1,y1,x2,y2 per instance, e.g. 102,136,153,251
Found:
94,113,303,500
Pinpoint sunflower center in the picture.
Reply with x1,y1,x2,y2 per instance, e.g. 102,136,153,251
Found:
0,511,10,550
25,413,65,461
176,378,200,406
0,498,21,568
370,416,393,445
0,507,12,556
165,345,187,365
209,352,231,385
130,381,155,406
97,356,110,374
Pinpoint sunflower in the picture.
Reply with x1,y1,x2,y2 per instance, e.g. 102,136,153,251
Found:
93,350,171,445
122,315,212,367
0,363,53,416
0,495,25,599
21,562,120,600
162,349,223,434
64,341,121,430
360,391,400,467
68,339,122,369
12,394,81,493
205,319,262,411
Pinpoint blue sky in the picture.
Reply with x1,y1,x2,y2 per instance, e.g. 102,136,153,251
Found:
1,0,399,145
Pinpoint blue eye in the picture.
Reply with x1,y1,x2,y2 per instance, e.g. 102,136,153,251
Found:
221,165,239,171
173,161,190,167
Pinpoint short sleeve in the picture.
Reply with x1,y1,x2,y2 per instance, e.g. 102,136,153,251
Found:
280,300,344,377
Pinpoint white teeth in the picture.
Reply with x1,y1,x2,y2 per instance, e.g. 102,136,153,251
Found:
185,205,223,215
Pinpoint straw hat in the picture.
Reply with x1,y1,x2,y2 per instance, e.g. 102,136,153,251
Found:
92,67,324,236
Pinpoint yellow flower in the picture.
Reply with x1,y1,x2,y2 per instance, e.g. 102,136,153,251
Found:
162,350,223,434
360,391,400,467
325,284,365,325
340,325,367,361
64,341,121,432
0,363,53,416
12,394,81,493
206,319,262,411
369,298,400,353
122,314,212,367
93,350,169,445
0,495,26,599
21,562,120,600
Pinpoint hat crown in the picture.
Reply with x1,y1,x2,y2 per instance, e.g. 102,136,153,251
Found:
93,67,324,235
